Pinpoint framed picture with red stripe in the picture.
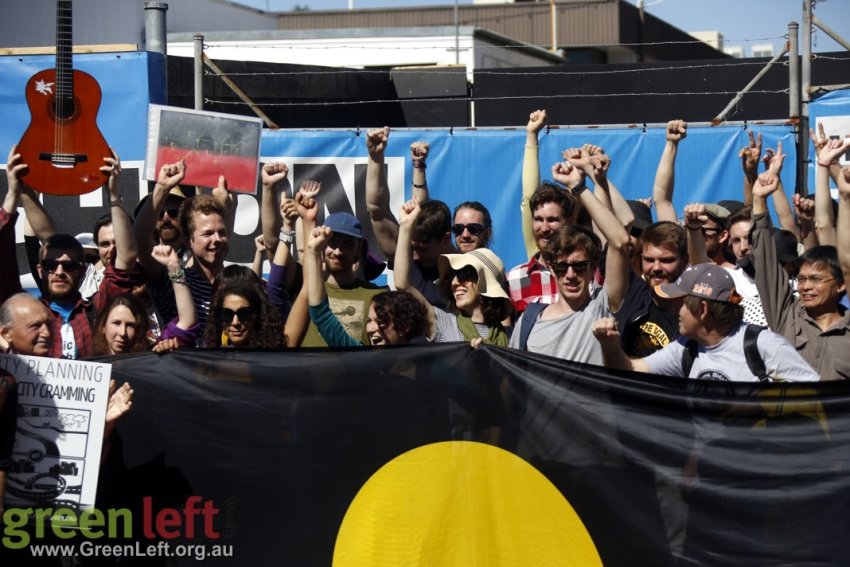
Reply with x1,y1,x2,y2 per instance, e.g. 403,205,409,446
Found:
144,104,262,194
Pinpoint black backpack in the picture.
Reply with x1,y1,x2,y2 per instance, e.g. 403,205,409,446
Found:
681,324,769,381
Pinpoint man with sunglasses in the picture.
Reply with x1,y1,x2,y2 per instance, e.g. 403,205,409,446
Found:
752,171,850,380
509,153,631,364
452,202,493,253
2,149,141,359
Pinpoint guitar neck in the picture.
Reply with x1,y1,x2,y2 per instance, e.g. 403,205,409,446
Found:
55,0,74,102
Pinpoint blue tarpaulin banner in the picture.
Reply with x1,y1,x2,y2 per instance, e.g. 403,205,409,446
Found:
1,52,795,275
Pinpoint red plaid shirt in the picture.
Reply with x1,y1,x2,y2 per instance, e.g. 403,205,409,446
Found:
44,263,145,359
507,253,560,314
0,208,24,305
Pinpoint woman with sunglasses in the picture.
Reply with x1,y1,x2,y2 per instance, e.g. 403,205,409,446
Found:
203,274,286,348
395,198,513,345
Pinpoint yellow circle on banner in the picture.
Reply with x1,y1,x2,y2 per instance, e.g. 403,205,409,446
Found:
333,441,603,567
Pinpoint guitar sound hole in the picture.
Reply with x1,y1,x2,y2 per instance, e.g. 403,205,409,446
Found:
48,95,80,121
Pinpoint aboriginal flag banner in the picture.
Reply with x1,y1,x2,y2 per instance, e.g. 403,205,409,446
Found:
5,344,849,565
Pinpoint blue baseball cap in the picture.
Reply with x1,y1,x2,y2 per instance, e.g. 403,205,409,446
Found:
323,212,365,240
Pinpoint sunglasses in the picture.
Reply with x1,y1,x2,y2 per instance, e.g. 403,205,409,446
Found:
452,223,485,236
550,260,593,277
158,207,180,220
450,265,479,283
219,307,257,324
42,259,83,273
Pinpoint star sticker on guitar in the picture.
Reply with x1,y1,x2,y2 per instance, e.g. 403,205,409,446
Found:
34,80,55,95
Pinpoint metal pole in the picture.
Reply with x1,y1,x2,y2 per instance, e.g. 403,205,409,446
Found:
454,0,459,65
144,2,168,54
712,46,788,123
145,2,168,103
813,14,850,52
194,33,204,111
550,0,557,52
801,0,812,195
789,22,800,119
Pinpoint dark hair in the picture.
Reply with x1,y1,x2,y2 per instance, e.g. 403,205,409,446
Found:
93,214,113,244
371,291,429,343
453,201,493,246
727,206,753,230
541,224,601,267
683,295,744,330
639,221,687,258
412,200,451,243
204,282,285,348
178,194,227,240
92,295,151,356
212,264,263,297
529,183,575,220
40,233,84,262
800,245,843,283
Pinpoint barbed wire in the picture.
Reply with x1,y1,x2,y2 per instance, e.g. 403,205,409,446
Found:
199,35,787,51
812,54,850,61
205,59,785,78
205,89,787,108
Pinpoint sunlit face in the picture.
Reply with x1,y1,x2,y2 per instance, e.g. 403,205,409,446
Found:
324,233,362,275
220,294,256,347
366,303,401,346
96,224,116,267
550,251,595,306
641,243,687,288
532,202,566,253
156,197,183,246
678,300,703,338
189,212,228,268
797,263,845,314
728,220,752,260
0,298,51,356
449,265,481,314
38,250,85,302
453,208,490,253
103,304,138,355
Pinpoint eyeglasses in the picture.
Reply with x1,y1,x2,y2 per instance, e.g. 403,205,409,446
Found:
796,275,835,286
42,259,83,273
550,260,593,277
450,265,479,283
158,208,180,220
452,223,485,236
219,307,257,324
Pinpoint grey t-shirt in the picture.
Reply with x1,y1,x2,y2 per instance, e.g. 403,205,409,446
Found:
509,287,610,365
644,322,820,382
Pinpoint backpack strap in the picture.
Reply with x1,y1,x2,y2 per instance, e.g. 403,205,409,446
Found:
681,339,699,377
519,302,547,351
743,324,769,382
680,325,768,381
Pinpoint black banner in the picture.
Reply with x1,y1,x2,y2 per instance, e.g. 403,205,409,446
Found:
4,345,850,565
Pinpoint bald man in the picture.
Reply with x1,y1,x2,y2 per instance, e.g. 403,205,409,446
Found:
0,292,133,514
0,293,46,511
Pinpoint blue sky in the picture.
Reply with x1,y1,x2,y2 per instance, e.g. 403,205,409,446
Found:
231,0,850,55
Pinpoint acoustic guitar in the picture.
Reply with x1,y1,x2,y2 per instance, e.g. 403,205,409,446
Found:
17,0,111,196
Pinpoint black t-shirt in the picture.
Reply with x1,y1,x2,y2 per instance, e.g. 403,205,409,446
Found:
623,297,680,358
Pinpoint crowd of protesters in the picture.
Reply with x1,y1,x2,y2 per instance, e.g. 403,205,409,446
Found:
2,112,850,508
